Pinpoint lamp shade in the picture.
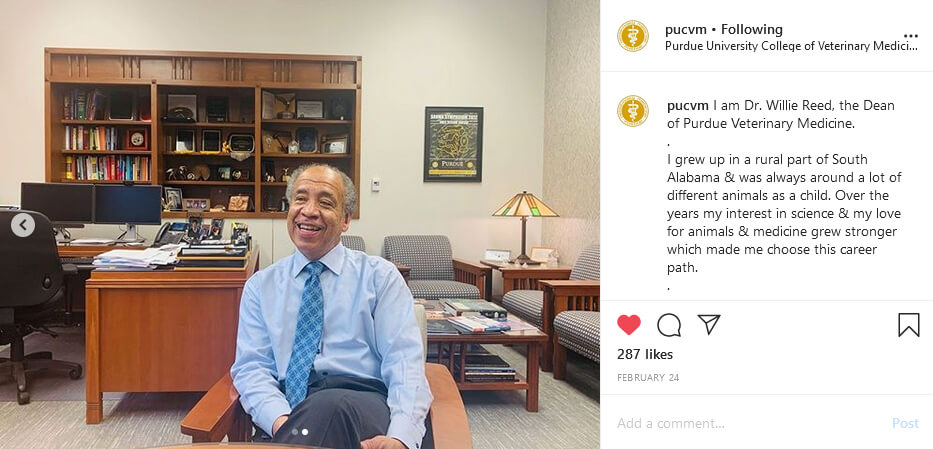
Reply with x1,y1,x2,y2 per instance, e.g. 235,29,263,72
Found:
491,191,559,217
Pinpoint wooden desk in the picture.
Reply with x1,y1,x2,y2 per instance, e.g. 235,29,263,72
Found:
84,249,259,424
479,261,572,300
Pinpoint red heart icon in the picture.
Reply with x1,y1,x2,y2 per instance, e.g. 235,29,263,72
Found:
617,315,641,335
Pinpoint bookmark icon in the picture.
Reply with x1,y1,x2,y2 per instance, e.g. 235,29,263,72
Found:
697,314,721,335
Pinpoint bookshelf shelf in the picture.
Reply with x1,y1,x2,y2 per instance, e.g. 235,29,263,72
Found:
161,122,255,129
261,119,351,125
161,152,252,158
162,211,286,219
163,181,254,186
63,150,151,155
261,153,351,159
45,48,362,219
58,179,152,185
61,120,151,125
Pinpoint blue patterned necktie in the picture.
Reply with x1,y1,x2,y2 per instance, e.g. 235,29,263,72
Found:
285,260,325,408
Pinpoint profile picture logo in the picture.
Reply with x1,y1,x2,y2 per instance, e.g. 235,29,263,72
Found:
618,95,649,127
618,20,648,51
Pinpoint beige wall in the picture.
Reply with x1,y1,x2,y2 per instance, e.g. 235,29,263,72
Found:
542,0,600,267
0,0,550,268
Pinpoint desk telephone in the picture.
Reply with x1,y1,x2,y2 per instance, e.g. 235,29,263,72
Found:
153,222,187,246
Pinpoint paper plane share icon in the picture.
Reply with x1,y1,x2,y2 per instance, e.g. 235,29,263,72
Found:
698,314,721,335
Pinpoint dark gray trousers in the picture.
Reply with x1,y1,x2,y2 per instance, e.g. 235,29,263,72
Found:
256,374,433,449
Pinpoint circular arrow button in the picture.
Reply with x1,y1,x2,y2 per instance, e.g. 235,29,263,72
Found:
11,213,36,238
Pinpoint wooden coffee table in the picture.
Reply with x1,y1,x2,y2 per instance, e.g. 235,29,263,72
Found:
427,319,547,412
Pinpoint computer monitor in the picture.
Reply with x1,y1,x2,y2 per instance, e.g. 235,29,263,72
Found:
93,184,163,242
20,183,94,239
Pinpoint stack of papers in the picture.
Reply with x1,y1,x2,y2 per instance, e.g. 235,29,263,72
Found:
93,247,178,269
71,238,117,245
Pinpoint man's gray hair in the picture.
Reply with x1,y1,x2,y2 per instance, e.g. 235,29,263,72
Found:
285,164,357,217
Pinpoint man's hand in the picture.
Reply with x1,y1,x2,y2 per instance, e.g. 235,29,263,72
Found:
360,435,406,449
271,414,289,436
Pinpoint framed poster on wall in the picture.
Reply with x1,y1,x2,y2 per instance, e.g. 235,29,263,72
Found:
423,106,483,182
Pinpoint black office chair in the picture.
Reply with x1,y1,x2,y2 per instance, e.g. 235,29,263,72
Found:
0,210,82,404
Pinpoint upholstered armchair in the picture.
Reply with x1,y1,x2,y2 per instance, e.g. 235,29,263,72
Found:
340,234,366,252
501,244,600,372
181,304,472,449
382,235,490,300
552,310,600,380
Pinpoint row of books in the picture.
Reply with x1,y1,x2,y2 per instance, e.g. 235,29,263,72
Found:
455,354,517,383
64,126,133,151
63,88,107,121
65,155,151,181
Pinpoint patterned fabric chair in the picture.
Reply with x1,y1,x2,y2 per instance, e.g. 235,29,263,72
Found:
340,234,366,252
502,244,599,373
502,244,600,328
552,311,600,380
382,235,490,300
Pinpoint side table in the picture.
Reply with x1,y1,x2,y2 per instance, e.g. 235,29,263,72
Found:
479,260,572,301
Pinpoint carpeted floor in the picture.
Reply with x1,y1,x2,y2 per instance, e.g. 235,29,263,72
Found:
1,326,599,448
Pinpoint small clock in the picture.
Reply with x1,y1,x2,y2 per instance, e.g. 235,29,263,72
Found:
125,127,149,150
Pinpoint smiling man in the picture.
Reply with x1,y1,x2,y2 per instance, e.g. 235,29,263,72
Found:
231,164,432,449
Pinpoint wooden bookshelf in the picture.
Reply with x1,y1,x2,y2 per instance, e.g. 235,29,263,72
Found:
45,48,362,219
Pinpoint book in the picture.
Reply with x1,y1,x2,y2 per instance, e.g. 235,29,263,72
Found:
447,316,511,333
426,319,459,335
63,92,72,120
441,299,508,320
75,89,87,120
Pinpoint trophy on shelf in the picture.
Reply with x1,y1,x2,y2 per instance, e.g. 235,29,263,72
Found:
275,93,296,119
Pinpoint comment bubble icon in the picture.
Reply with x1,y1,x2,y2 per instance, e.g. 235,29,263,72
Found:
657,313,682,337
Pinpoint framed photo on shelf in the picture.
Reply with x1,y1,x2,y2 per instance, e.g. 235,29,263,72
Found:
202,129,222,152
186,215,203,240
183,198,210,212
529,247,556,263
206,218,225,240
296,128,318,153
175,129,196,152
205,96,228,122
423,106,483,182
323,134,348,154
216,166,232,181
297,100,324,119
164,187,183,211
108,91,136,120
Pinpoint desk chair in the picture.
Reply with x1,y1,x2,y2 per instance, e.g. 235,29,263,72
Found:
0,210,83,404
